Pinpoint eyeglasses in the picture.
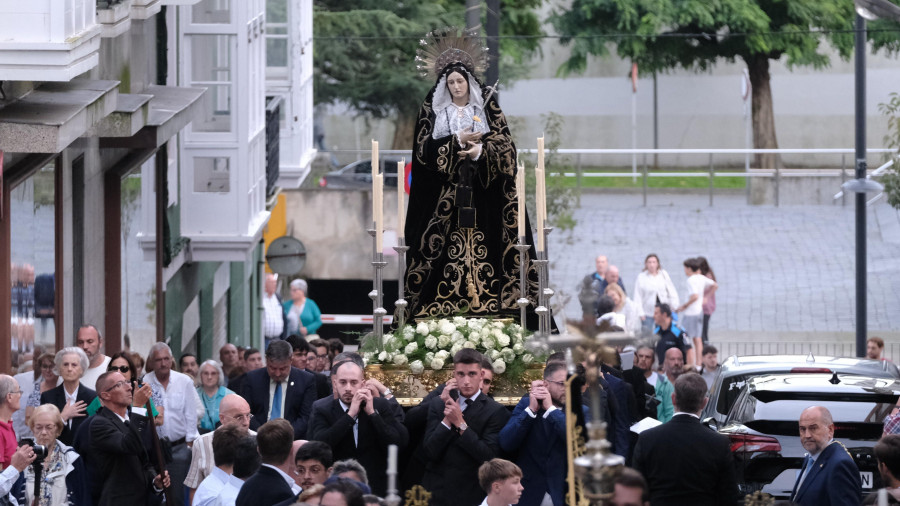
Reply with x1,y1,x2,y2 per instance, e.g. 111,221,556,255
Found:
104,380,129,392
7,390,22,396
108,366,131,374
316,354,329,359
226,413,253,423
545,380,566,388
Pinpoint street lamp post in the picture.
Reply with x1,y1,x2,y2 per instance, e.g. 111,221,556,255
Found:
847,0,900,357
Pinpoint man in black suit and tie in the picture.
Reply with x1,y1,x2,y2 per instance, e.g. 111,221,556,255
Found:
421,349,510,506
89,371,169,506
41,347,97,445
240,340,316,439
632,372,737,506
790,406,861,505
308,360,408,495
236,419,300,506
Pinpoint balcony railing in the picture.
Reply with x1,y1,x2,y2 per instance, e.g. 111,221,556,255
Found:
265,95,282,199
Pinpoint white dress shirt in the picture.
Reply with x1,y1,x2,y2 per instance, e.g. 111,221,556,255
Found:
185,428,257,488
213,474,245,506
263,294,285,338
194,466,230,506
80,356,112,391
144,370,200,443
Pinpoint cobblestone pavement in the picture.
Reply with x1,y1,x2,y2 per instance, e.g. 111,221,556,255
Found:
548,192,900,339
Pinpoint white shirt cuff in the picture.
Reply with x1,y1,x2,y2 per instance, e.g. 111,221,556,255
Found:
524,407,537,418
441,421,452,431
543,406,559,418
131,406,148,416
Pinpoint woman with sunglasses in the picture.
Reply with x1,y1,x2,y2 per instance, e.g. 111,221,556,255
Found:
25,353,58,433
85,351,163,425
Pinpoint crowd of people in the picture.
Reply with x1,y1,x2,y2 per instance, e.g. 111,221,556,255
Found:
0,317,897,506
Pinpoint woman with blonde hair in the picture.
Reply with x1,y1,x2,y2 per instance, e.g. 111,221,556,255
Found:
25,403,90,505
604,283,642,336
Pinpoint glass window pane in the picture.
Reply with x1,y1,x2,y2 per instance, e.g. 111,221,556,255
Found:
194,157,231,193
121,169,156,356
10,162,56,363
266,0,287,24
194,84,232,132
266,38,288,68
193,0,231,24
191,35,232,83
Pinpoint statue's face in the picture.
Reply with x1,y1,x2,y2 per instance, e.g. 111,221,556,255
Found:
447,71,469,101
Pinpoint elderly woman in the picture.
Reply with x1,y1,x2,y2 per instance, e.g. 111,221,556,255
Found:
283,279,322,337
25,353,58,433
197,360,235,432
25,404,90,505
40,347,97,446
403,28,538,323
0,375,24,470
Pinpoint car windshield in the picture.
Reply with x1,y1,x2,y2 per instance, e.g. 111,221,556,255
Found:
716,373,754,415
728,391,897,438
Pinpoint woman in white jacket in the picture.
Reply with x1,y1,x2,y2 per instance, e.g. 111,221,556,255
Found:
633,254,680,335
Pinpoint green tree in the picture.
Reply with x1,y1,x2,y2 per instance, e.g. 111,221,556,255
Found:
879,92,900,209
550,0,900,169
313,0,542,149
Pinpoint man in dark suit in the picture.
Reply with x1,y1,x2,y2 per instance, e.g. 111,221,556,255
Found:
236,419,300,506
790,406,861,505
89,371,169,506
632,372,737,506
41,347,97,445
240,340,316,439
499,362,583,506
421,349,510,506
308,360,408,495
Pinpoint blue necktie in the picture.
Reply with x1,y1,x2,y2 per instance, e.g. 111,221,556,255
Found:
271,382,282,419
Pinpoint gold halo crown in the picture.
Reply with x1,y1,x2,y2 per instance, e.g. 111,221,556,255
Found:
415,27,488,80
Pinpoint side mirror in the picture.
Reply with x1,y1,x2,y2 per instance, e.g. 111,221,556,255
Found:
702,417,719,431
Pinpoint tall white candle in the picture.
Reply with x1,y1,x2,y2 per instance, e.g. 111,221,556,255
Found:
387,445,397,474
516,162,525,238
375,173,383,252
537,136,544,175
535,167,544,252
371,140,379,221
397,160,405,239
536,137,547,224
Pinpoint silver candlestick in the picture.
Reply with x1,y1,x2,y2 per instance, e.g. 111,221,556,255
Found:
384,444,400,506
368,224,387,350
393,237,410,329
540,226,554,334
515,237,531,330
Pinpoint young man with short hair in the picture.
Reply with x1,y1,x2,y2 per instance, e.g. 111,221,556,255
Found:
610,468,649,506
867,337,886,361
295,441,334,491
477,458,524,506
699,345,719,389
865,434,900,504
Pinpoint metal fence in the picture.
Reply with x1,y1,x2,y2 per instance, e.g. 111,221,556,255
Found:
711,340,900,361
327,147,895,207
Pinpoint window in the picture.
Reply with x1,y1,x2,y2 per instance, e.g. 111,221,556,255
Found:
194,157,231,193
193,0,231,24
191,35,234,132
265,0,289,80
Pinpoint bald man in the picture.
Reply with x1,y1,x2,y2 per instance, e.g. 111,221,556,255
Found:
185,394,257,500
790,406,861,505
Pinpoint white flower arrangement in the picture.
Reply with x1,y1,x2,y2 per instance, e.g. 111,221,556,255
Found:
361,317,543,383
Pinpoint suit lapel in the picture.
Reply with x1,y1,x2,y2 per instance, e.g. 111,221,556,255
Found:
794,444,834,501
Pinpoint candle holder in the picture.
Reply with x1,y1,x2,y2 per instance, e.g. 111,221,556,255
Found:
369,224,387,350
515,237,531,330
393,238,410,329
540,226,554,335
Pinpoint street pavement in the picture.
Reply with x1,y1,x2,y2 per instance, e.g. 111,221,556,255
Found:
548,191,900,347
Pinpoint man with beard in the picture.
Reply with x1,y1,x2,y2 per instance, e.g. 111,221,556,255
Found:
499,362,584,506
307,360,407,495
77,324,111,390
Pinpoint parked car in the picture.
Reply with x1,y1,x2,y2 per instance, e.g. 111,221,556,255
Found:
320,158,404,189
702,354,900,425
715,373,899,498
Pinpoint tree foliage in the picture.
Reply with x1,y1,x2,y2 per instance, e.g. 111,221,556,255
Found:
550,0,900,167
878,92,900,209
313,0,543,148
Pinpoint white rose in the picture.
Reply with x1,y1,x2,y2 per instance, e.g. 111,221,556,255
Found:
410,360,425,374
405,342,418,355
403,326,416,338
438,334,452,348
501,348,516,362
488,349,501,361
451,331,464,341
416,322,429,335
428,320,439,331
482,337,495,350
378,351,388,362
453,316,467,326
493,358,506,374
425,352,435,363
462,340,476,349
436,350,450,361
513,342,524,353
425,336,438,350
522,353,534,364
439,322,456,335
450,343,463,356
430,358,445,370
393,354,408,366
497,334,511,347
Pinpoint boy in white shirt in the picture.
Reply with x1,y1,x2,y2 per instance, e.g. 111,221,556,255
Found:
676,258,717,364
478,459,524,506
